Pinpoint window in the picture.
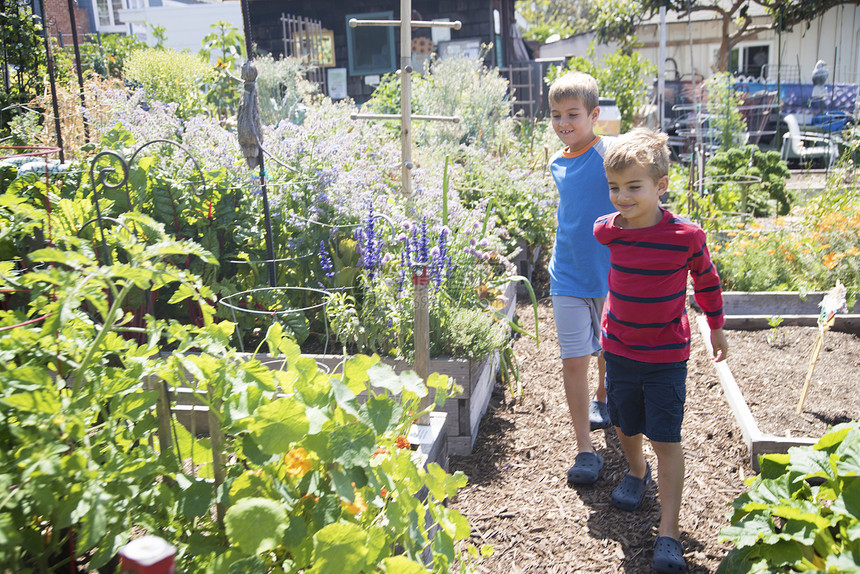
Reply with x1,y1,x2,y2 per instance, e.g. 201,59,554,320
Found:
731,44,770,79
345,11,395,76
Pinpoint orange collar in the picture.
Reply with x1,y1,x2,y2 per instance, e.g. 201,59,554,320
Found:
561,135,601,158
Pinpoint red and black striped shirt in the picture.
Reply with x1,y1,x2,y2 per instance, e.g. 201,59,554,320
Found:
593,209,725,363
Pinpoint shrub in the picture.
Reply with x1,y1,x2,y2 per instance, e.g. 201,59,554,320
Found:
253,54,319,126
718,422,860,573
700,145,792,217
123,48,216,118
545,45,656,133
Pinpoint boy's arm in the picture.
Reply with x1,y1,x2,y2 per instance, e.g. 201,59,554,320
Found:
689,236,725,331
709,328,728,362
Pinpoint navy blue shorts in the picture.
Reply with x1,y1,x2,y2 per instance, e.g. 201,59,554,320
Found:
604,351,688,443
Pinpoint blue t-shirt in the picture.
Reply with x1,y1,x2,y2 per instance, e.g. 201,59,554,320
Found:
548,136,616,298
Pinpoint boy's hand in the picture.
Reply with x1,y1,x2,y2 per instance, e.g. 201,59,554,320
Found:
710,328,728,362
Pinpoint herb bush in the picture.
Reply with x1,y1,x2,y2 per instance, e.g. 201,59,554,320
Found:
688,145,792,218
717,422,860,573
365,51,515,152
0,192,482,572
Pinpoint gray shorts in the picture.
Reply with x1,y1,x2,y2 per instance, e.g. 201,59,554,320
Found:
552,295,605,359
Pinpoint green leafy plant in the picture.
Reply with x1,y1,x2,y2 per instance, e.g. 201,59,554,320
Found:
717,422,860,573
0,183,484,572
699,145,792,217
766,315,784,346
705,72,748,152
198,21,245,119
123,48,216,118
253,54,318,126
76,33,148,78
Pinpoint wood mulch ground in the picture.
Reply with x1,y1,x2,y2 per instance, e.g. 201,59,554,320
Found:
448,258,859,573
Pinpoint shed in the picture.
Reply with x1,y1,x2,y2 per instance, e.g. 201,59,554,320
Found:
245,0,520,104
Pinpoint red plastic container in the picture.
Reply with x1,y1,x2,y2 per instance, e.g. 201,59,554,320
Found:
118,535,176,574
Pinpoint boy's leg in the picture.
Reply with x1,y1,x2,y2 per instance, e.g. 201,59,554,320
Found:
650,440,684,540
615,428,648,478
596,352,607,403
562,355,595,454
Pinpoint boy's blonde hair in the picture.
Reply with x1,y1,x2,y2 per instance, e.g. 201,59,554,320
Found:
603,127,671,181
548,71,599,112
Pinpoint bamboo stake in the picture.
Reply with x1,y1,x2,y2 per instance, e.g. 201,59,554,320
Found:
796,323,828,414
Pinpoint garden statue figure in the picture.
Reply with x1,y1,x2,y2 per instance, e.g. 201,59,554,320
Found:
237,60,263,168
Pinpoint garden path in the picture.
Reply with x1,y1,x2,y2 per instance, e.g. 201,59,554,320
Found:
448,282,752,573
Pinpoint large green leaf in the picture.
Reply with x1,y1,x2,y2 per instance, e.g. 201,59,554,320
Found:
344,354,377,394
380,556,425,573
0,390,61,415
309,522,367,574
366,363,404,394
359,396,401,436
224,497,287,555
247,397,309,455
175,474,215,518
328,422,376,467
833,477,860,519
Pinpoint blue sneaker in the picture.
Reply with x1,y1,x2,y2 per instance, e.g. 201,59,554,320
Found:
589,399,611,430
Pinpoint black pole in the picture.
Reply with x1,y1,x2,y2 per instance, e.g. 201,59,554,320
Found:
66,0,89,142
239,0,276,287
35,0,64,162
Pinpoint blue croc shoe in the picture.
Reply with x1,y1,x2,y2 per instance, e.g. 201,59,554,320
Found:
652,536,687,573
566,451,603,486
611,463,652,511
589,399,612,430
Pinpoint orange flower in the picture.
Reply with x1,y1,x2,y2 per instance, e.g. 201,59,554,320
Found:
342,492,367,515
380,487,389,498
847,246,860,256
372,446,388,458
395,436,411,449
284,447,312,477
822,252,841,270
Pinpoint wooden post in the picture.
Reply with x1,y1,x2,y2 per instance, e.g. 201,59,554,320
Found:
208,385,226,524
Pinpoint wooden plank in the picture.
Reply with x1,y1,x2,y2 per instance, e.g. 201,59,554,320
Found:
696,315,762,451
751,435,818,471
690,291,857,315
696,315,824,473
448,435,474,457
723,314,860,332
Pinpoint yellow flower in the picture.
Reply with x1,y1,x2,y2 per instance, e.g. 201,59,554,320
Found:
847,246,860,256
342,492,367,515
284,447,312,477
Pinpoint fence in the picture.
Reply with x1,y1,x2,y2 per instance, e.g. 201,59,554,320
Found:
280,13,328,94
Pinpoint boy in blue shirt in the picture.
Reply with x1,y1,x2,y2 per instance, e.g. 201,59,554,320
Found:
547,72,616,486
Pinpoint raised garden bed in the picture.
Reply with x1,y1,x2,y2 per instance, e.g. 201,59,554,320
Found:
170,281,517,459
695,290,859,471
693,290,860,331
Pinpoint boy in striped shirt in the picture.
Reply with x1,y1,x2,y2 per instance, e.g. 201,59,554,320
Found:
594,128,728,574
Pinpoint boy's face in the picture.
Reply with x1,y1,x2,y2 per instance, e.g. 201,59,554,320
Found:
550,97,600,152
606,164,668,229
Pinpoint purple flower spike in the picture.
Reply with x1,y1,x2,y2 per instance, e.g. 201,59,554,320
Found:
319,241,335,279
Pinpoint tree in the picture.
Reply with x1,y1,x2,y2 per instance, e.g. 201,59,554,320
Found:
592,0,860,72
515,0,591,43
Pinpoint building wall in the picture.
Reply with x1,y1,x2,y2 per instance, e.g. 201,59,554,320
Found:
119,2,243,54
43,0,91,39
